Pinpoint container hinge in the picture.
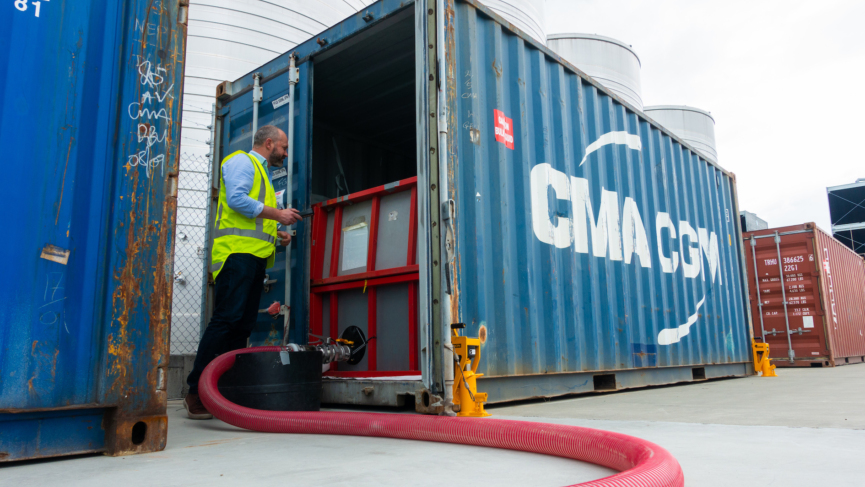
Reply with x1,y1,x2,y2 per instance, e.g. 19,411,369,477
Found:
216,81,233,101
178,0,189,25
252,73,263,103
441,199,455,295
288,55,300,85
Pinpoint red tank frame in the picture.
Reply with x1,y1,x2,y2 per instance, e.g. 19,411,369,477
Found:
309,177,419,376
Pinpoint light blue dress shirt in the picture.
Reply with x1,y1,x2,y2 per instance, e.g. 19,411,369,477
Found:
222,150,269,218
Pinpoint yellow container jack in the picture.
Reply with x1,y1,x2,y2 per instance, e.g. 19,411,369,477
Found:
752,339,778,377
451,323,491,417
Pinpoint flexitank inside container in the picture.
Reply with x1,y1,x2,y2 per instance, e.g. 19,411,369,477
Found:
209,0,752,408
0,1,186,461
744,224,865,366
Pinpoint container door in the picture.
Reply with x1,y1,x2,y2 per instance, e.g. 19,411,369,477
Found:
0,0,186,460
748,233,830,362
211,61,314,347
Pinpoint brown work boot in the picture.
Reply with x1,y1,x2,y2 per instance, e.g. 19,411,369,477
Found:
184,393,213,420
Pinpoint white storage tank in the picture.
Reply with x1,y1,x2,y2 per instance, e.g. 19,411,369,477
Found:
483,0,547,45
547,33,642,110
644,105,718,163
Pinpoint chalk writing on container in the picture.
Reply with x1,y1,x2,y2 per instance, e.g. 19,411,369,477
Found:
39,272,68,333
127,56,173,177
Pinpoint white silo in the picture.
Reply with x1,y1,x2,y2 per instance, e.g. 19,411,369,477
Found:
171,1,374,359
547,33,643,111
484,0,547,45
643,105,718,163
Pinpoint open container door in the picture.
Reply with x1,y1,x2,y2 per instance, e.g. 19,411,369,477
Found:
212,59,314,347
305,3,432,408
208,0,444,410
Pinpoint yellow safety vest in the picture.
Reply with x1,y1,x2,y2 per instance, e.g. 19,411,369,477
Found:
210,150,278,280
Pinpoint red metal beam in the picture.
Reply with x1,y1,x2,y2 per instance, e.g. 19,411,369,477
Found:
367,287,377,371
329,206,343,279
408,282,418,371
367,196,380,272
318,177,417,209
323,371,421,378
329,291,339,371
407,186,417,266
310,292,322,337
311,272,419,294
311,265,419,288
311,206,328,280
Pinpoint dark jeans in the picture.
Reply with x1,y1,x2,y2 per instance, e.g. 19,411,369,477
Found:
187,253,266,394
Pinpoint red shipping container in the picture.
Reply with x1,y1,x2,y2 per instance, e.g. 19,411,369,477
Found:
744,223,865,366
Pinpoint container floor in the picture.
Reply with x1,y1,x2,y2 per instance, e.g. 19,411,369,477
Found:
4,365,864,486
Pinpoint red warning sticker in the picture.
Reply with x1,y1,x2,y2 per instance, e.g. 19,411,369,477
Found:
493,109,514,150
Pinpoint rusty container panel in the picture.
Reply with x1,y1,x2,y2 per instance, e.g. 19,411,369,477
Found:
0,1,187,461
744,224,865,366
444,0,753,401
815,227,865,363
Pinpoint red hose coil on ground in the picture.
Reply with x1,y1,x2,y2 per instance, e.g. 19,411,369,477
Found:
199,347,684,487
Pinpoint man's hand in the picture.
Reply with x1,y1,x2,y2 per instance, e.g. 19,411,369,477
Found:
276,208,301,225
278,231,292,246
260,206,302,226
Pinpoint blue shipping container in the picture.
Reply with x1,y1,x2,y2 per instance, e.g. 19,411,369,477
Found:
447,0,752,401
0,1,187,460
209,0,752,408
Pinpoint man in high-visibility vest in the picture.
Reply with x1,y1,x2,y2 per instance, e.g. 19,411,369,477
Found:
184,125,300,419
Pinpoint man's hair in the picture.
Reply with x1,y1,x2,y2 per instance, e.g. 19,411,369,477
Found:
253,125,283,147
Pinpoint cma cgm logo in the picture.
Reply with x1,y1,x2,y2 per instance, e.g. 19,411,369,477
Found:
528,132,723,345
529,162,723,282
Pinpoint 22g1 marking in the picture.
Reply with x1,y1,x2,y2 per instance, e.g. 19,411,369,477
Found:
14,0,48,18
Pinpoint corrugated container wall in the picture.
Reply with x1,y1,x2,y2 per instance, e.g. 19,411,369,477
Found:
744,224,865,366
210,0,753,407
447,0,751,400
0,1,186,460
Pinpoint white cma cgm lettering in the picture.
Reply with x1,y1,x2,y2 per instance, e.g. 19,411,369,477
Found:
530,163,721,283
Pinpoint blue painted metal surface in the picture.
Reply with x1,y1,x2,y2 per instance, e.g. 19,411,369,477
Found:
445,0,752,383
210,0,752,404
0,0,186,460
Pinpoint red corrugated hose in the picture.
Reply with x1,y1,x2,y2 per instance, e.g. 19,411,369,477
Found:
199,347,684,487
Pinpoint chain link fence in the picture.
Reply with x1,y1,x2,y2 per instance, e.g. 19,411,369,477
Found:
170,152,212,355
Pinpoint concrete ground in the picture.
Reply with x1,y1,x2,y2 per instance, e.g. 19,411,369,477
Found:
3,365,863,486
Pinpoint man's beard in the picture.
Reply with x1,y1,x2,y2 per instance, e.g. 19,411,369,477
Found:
267,152,284,167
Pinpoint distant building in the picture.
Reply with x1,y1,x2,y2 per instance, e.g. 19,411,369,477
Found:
827,179,865,257
740,211,768,232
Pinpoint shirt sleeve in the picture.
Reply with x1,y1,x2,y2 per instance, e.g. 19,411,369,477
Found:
222,154,265,218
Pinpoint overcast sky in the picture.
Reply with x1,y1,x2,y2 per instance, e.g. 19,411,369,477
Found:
545,0,865,231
